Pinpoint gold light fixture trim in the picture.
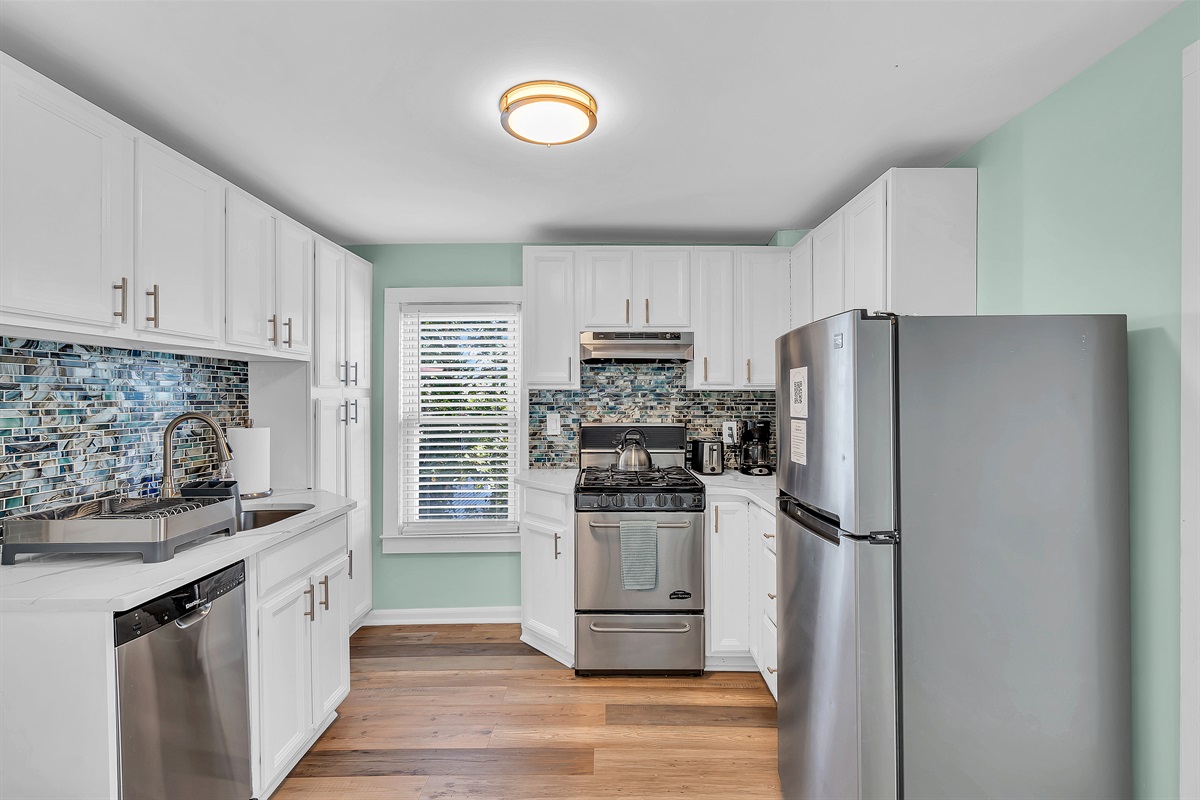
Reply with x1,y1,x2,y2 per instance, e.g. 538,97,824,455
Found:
500,80,598,146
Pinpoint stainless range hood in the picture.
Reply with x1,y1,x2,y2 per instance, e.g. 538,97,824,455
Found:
579,331,694,363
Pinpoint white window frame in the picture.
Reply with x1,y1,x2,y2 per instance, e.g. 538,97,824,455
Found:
381,286,525,554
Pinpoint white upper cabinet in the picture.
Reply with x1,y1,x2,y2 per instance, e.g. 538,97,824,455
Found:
579,249,635,328
0,57,134,330
690,248,736,389
843,176,888,315
135,139,224,342
811,213,845,322
523,248,579,389
637,248,692,328
343,253,372,389
790,235,814,330
314,241,346,388
225,190,277,350
277,219,314,356
736,248,791,389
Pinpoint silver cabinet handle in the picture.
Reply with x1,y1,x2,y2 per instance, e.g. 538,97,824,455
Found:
567,356,572,380
590,622,692,634
304,583,315,621
703,356,708,382
554,532,561,560
763,533,776,539
146,284,160,327
746,358,751,384
767,592,777,600
283,317,293,348
715,504,719,533
339,400,349,425
348,549,354,579
587,521,691,529
268,314,278,344
351,399,359,423
625,298,630,324
767,666,778,674
645,298,649,323
319,575,330,610
339,361,348,385
113,277,128,320
351,362,360,386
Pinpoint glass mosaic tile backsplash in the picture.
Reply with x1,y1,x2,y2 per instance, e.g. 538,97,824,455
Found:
529,362,776,468
0,338,248,520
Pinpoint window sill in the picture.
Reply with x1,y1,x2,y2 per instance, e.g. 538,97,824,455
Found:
380,532,520,554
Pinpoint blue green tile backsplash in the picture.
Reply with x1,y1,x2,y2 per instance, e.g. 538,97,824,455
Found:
528,362,776,468
0,339,249,520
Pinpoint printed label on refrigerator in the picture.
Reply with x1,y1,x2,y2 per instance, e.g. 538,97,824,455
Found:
790,367,808,418
790,419,807,465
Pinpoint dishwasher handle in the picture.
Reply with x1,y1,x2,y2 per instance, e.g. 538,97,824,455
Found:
175,602,214,629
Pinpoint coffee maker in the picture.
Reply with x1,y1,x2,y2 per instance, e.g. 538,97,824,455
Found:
737,420,773,476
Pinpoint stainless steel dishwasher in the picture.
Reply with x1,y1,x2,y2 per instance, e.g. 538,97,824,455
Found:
114,561,253,800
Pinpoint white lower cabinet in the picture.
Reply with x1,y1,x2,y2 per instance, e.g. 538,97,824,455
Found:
706,500,751,665
253,516,351,797
519,484,574,666
748,504,779,700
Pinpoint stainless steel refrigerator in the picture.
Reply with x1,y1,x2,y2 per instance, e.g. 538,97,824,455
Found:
774,310,1131,800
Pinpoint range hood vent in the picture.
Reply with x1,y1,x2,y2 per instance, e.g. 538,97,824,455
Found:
579,331,694,363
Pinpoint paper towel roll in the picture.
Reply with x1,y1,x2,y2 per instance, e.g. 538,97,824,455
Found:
228,426,271,496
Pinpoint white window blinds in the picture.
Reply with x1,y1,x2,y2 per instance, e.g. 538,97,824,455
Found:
399,305,520,530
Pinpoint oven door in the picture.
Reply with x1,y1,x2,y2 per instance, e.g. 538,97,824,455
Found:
575,511,704,611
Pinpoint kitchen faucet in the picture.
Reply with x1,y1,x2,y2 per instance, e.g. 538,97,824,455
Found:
160,412,234,497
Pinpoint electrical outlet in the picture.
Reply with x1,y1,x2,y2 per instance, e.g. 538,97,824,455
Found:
722,421,737,445
546,412,562,436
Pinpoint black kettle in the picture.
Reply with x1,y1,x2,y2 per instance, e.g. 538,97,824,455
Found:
615,429,654,472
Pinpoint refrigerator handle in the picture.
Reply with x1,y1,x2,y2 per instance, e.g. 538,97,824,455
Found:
778,496,841,545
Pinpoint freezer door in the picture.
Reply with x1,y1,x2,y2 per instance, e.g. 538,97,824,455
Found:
776,497,897,800
776,310,895,536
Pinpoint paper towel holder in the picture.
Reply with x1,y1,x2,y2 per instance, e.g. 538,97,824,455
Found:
232,419,273,500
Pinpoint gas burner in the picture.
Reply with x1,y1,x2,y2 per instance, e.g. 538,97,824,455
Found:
577,466,704,491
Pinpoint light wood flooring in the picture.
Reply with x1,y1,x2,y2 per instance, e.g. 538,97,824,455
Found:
273,623,783,800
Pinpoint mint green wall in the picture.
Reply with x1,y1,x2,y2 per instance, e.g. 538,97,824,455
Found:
346,244,524,610
769,229,811,247
948,4,1198,796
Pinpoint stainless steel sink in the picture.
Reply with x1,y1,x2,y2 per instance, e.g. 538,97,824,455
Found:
237,505,314,531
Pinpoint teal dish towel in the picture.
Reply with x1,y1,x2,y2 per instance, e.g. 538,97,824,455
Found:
619,519,658,590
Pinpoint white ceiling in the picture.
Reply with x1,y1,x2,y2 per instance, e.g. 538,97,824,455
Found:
0,0,1179,245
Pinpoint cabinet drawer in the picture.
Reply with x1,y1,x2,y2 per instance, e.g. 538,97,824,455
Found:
257,515,347,597
759,509,777,554
763,544,778,626
761,615,778,700
522,486,570,525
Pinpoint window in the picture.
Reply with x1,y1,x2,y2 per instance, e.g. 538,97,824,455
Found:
382,287,524,553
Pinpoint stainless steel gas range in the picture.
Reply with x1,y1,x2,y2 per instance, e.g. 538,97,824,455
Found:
573,423,706,676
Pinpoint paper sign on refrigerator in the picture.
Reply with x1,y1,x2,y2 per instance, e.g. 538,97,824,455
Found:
790,367,808,418
790,419,807,465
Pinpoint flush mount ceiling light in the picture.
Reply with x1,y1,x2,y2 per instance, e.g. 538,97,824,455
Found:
499,80,597,146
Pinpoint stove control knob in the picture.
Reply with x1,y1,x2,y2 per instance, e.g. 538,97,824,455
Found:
634,494,646,508
672,494,684,508
613,495,625,508
654,494,667,507
598,494,610,508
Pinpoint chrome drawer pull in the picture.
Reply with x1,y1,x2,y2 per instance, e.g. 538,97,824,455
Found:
767,592,777,600
587,521,691,529
766,666,778,674
763,533,776,539
283,317,293,348
589,623,691,634
146,284,160,327
113,277,128,320
303,583,315,621
320,575,330,610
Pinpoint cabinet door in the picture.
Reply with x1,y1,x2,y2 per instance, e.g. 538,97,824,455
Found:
579,249,634,328
277,218,314,356
314,241,345,388
523,249,578,388
135,139,224,341
313,398,347,496
345,397,372,624
0,63,134,329
520,518,571,651
761,615,779,700
707,501,750,657
344,254,372,389
258,580,314,782
844,178,888,314
811,214,845,321
693,248,736,388
311,554,351,721
225,190,276,350
637,248,692,328
347,505,372,627
737,250,791,388
790,235,813,330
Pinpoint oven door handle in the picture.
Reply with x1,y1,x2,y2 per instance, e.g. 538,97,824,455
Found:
587,522,692,529
589,622,692,634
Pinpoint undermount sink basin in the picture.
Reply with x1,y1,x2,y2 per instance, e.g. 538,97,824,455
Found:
237,504,314,532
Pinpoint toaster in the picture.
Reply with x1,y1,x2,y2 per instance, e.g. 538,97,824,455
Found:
688,439,724,474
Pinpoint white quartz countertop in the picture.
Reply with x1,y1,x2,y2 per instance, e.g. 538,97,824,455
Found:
516,467,778,512
0,490,356,613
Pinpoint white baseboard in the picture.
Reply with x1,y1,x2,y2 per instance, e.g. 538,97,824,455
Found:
363,605,522,626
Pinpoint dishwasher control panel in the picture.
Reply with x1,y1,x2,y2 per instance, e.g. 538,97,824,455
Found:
114,560,245,646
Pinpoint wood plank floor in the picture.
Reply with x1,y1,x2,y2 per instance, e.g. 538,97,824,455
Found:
274,623,783,800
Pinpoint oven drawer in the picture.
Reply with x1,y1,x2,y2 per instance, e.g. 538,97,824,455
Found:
575,511,704,611
575,613,704,674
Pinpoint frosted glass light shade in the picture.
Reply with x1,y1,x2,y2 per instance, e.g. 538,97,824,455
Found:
500,80,597,146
